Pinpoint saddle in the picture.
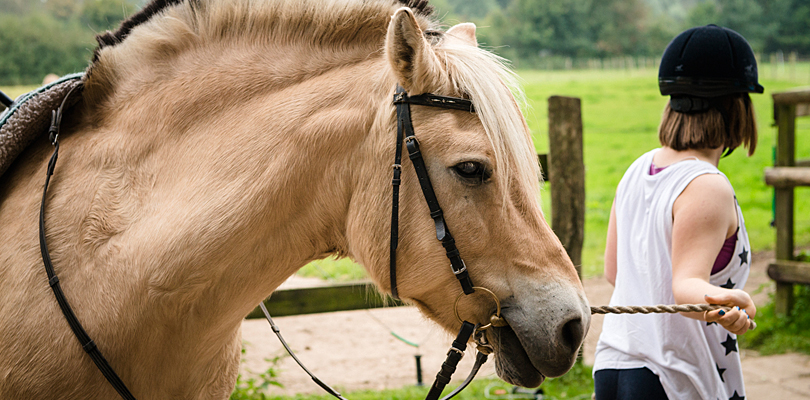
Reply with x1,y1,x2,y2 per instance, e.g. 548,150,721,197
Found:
0,73,84,178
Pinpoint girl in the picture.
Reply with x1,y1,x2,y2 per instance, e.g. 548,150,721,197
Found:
594,25,762,400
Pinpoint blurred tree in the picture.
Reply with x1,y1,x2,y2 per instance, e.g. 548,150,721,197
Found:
589,0,650,56
81,0,135,31
685,1,720,27
0,12,93,85
46,0,80,20
0,0,31,14
452,0,499,19
498,0,593,60
760,0,810,54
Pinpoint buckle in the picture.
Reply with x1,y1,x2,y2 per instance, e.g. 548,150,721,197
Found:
447,347,464,357
451,260,467,275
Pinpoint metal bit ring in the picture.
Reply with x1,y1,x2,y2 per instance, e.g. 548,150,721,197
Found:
454,286,502,331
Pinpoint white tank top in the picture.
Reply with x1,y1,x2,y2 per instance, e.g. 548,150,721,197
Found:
594,149,750,400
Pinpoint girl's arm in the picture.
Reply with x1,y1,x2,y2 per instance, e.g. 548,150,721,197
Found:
671,173,756,335
605,201,618,286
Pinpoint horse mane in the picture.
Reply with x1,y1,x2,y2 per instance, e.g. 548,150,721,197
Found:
84,0,539,195
91,0,434,64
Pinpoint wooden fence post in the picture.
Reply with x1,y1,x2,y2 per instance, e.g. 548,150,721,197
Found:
774,101,796,315
548,96,585,277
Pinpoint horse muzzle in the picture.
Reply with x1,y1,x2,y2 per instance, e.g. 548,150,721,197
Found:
488,283,590,387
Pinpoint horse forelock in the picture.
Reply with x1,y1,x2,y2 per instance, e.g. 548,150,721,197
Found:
437,42,541,198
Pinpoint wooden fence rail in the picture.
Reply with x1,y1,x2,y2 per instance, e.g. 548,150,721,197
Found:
247,96,585,319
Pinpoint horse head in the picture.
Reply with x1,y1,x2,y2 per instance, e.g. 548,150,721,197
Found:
349,8,591,387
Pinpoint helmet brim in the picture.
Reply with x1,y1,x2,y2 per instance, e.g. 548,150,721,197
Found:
660,77,764,97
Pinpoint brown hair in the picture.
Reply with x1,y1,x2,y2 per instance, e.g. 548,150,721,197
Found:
658,94,757,156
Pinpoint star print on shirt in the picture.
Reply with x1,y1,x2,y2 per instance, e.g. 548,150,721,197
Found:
729,390,745,400
716,363,726,382
738,247,749,266
721,334,738,355
720,278,736,289
707,320,717,326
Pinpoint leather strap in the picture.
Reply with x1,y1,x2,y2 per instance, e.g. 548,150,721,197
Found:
438,352,488,400
398,92,474,113
390,86,476,299
39,83,137,400
0,89,12,110
425,321,475,400
404,135,474,295
259,302,349,399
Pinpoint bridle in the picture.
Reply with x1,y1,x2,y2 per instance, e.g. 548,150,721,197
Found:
37,84,504,400
389,85,476,300
260,85,505,400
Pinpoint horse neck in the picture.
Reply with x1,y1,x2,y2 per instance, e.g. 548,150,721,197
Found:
76,49,394,328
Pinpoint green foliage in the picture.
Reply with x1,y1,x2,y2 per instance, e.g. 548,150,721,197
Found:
0,12,93,85
434,0,810,67
82,0,136,31
0,0,136,85
230,345,285,400
296,256,368,281
740,283,810,355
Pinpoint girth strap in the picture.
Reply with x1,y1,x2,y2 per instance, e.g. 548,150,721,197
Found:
38,83,137,400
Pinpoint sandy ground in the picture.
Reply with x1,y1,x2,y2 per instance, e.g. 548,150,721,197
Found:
240,251,810,398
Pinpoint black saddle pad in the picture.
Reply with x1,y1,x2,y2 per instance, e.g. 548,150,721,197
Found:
0,73,84,178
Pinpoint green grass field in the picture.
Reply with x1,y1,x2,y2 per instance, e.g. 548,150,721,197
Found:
4,66,809,280
521,67,810,277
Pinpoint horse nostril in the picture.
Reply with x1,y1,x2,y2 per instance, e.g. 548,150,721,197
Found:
560,316,585,352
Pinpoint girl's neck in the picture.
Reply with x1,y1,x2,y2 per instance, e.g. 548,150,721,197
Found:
654,146,725,168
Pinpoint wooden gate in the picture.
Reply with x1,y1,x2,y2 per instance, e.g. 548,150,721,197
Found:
765,87,810,315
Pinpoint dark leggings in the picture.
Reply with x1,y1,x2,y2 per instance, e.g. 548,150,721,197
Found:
594,367,669,400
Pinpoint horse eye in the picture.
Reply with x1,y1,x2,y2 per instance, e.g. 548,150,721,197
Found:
453,161,491,183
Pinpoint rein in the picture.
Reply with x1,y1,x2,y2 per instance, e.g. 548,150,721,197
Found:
38,82,137,400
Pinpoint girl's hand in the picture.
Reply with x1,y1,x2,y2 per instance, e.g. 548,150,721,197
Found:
704,291,756,335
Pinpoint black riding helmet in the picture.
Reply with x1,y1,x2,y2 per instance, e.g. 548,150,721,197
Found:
659,24,764,99
658,25,763,156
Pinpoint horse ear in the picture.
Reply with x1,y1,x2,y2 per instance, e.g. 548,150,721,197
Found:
386,7,445,94
446,23,477,47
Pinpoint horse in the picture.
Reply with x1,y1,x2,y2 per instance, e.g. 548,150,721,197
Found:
0,0,590,398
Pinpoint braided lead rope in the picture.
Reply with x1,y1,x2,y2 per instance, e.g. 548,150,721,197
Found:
590,303,721,314
590,304,756,329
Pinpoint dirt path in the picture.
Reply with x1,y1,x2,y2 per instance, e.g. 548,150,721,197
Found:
241,251,810,398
